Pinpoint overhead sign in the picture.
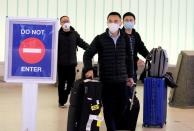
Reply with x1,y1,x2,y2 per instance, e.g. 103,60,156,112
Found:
4,17,58,83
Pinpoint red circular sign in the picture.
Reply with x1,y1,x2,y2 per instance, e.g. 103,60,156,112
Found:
19,38,46,64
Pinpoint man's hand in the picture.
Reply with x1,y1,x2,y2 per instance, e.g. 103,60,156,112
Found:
127,78,134,87
85,70,94,79
137,59,145,66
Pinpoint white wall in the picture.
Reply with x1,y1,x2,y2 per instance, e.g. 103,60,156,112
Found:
0,0,194,64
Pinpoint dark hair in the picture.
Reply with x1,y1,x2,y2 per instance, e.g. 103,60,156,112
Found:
60,16,69,21
107,12,121,20
123,12,136,20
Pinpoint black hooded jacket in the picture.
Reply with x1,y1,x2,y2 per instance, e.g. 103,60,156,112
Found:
122,28,149,71
58,27,89,66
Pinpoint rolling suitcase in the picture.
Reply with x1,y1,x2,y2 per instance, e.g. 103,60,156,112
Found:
67,79,103,131
143,77,167,128
116,95,140,131
67,79,84,131
115,84,140,131
79,79,103,131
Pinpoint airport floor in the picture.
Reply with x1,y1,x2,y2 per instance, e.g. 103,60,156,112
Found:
0,81,194,131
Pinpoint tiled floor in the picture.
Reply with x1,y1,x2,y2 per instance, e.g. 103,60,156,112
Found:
0,82,194,131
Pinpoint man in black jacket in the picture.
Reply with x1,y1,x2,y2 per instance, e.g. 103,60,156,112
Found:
83,12,134,131
122,12,150,82
122,12,150,131
58,16,89,108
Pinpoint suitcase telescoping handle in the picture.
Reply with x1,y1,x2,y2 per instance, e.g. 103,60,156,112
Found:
84,78,100,83
130,83,137,111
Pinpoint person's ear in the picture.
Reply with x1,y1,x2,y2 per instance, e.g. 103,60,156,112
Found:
60,22,63,26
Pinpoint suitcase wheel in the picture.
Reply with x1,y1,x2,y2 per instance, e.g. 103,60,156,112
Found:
142,124,149,128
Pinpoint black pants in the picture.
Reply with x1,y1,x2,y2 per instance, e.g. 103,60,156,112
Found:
101,81,128,131
57,65,76,105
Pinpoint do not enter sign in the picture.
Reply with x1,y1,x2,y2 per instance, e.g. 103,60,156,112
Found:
19,38,46,64
5,19,58,81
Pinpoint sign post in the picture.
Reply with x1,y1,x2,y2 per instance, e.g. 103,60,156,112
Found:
22,82,38,131
4,17,58,131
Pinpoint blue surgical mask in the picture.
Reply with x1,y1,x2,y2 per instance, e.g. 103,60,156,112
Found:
124,21,134,29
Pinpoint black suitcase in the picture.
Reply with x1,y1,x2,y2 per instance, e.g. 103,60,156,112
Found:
67,79,103,131
67,79,84,131
116,87,140,131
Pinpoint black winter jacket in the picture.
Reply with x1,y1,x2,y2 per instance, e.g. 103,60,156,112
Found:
83,29,134,82
122,28,149,71
58,27,89,66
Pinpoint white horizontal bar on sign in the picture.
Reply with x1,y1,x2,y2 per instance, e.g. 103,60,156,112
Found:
23,48,42,53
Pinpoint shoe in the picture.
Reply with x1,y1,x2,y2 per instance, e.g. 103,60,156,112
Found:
64,94,69,104
58,103,65,108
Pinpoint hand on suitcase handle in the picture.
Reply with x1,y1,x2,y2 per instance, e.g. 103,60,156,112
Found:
85,70,94,79
127,78,135,87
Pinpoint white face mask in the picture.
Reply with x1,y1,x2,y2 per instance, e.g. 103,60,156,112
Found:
63,23,70,30
108,23,120,33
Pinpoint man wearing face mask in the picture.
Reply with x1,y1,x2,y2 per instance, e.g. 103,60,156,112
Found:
122,12,150,131
57,16,89,108
122,12,149,82
83,12,134,131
